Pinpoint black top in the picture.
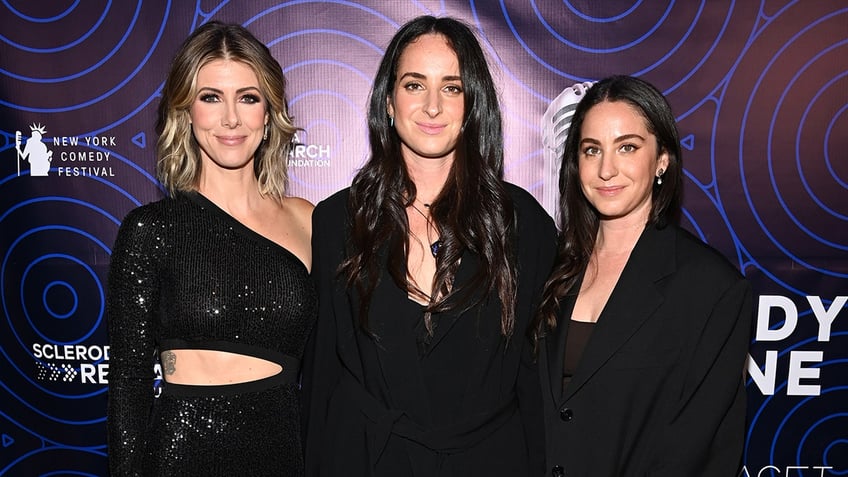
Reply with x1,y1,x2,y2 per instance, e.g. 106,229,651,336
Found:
561,319,595,391
106,192,317,475
303,183,557,477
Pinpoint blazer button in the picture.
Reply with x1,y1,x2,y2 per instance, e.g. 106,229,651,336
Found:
559,407,573,421
552,465,564,477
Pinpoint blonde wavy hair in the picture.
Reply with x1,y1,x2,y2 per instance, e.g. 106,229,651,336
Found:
156,21,297,201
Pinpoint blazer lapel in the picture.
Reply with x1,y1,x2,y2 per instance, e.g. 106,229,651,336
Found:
560,225,676,403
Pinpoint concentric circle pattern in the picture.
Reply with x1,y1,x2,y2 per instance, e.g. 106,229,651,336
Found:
716,5,847,296
1,1,846,475
746,335,848,476
242,2,400,196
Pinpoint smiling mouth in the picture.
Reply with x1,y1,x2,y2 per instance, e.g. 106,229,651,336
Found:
597,186,624,195
217,135,246,145
417,123,446,134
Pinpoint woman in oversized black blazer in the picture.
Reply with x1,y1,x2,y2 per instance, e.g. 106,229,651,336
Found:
302,16,555,476
306,186,554,476
533,76,753,476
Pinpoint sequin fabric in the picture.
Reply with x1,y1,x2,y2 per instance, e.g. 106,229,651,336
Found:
106,192,316,476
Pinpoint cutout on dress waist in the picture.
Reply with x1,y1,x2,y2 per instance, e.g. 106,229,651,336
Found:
158,339,299,387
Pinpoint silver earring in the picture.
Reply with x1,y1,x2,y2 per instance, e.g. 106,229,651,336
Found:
389,116,394,127
263,124,268,141
656,168,664,185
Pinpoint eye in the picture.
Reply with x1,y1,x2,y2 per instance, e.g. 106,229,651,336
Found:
199,93,220,103
619,143,637,153
240,94,262,104
582,146,600,156
403,81,424,92
443,84,463,95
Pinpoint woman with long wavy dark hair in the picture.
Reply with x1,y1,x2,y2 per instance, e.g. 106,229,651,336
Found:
303,15,555,476
533,75,752,476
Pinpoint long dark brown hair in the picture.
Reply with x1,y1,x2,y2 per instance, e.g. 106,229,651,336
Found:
532,75,683,342
341,16,517,337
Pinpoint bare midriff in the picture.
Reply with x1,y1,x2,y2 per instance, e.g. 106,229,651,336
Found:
161,349,282,385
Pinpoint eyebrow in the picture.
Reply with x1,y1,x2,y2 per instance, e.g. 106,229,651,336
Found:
580,133,646,144
398,72,462,82
196,86,262,95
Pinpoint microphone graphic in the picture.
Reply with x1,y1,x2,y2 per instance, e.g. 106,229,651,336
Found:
15,130,22,176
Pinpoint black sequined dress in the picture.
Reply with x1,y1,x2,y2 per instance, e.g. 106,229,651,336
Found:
107,191,316,476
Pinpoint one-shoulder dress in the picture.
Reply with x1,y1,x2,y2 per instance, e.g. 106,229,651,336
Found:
107,191,316,476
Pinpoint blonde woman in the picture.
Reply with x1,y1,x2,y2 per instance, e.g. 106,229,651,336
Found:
107,22,315,476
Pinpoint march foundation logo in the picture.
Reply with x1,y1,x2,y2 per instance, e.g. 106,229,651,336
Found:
14,122,119,178
288,132,331,168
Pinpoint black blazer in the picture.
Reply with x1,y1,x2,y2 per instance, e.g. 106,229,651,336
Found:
539,224,752,477
303,184,556,477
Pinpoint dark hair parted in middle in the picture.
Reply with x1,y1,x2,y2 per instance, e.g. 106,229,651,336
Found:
341,15,518,336
534,75,684,339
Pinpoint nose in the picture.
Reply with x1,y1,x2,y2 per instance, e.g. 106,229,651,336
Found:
222,101,241,128
424,90,442,117
598,153,618,181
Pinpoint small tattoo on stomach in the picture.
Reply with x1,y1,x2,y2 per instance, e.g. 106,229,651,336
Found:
162,351,176,375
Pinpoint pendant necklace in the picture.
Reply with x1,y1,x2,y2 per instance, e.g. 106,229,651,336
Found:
409,202,442,257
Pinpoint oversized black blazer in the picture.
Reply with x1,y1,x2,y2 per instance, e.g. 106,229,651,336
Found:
303,183,556,477
539,224,753,477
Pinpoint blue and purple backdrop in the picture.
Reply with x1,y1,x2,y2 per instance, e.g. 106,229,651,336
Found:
1,1,846,475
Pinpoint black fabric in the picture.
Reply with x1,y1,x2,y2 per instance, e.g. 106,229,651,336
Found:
303,183,556,477
144,380,303,476
106,192,316,476
561,319,595,391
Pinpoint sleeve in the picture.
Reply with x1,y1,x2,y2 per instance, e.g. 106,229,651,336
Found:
651,276,753,476
106,206,164,476
301,198,344,476
515,200,557,476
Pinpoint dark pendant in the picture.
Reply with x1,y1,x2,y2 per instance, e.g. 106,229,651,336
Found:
430,240,442,257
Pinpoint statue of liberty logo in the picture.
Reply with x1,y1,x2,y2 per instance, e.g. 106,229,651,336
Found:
15,123,53,177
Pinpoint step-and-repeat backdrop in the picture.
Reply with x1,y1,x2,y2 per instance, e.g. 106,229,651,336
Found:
1,2,845,475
